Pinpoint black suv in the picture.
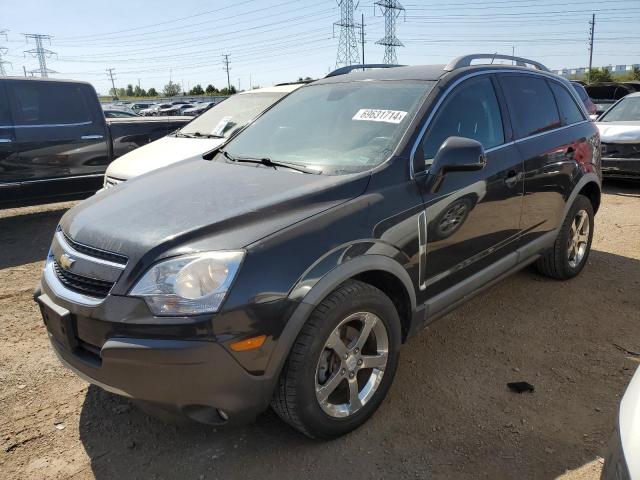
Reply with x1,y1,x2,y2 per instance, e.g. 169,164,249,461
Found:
36,55,601,439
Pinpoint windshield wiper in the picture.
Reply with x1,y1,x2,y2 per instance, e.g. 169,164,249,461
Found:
221,149,321,174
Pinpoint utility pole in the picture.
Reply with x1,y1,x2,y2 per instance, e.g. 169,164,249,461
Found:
375,0,405,65
106,68,117,99
587,14,595,84
23,33,56,77
222,54,231,91
334,0,360,68
361,13,365,69
23,65,27,77
0,30,11,76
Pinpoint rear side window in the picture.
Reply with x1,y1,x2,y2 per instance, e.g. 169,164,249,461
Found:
572,83,589,102
500,75,560,138
0,85,11,125
422,76,504,161
9,81,93,126
550,82,585,125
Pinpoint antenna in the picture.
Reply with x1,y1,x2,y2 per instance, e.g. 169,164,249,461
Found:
23,33,57,77
334,0,361,68
374,0,405,65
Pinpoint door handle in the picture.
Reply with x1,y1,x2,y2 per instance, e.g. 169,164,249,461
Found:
80,135,104,140
505,169,519,187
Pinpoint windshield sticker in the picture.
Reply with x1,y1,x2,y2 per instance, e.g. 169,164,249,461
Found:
352,109,408,124
211,116,233,136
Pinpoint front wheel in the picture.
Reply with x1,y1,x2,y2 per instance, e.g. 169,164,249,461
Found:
272,280,401,439
536,194,594,280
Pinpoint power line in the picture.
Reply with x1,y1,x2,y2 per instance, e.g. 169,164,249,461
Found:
375,0,405,64
23,33,57,77
334,0,360,67
222,54,231,90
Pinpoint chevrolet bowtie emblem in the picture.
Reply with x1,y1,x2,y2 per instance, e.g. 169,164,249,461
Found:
59,253,76,270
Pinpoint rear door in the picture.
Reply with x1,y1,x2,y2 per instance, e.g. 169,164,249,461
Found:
498,74,590,248
6,80,109,203
414,74,524,301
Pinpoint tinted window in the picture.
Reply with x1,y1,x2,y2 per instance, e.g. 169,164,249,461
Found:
422,77,504,162
571,82,589,102
0,85,11,125
501,75,560,138
10,81,93,125
550,82,585,125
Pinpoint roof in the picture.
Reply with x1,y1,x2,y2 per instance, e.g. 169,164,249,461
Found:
314,63,561,85
0,76,93,86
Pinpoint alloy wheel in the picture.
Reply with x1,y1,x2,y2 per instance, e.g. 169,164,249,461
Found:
315,312,389,418
567,209,590,269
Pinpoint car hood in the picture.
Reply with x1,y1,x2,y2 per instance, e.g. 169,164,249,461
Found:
106,135,225,180
620,366,640,479
61,158,370,265
596,121,640,144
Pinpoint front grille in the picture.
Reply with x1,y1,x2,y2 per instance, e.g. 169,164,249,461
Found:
53,260,115,298
62,231,128,265
104,176,125,190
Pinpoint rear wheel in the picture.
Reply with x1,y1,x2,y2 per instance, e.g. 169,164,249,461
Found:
272,280,401,439
536,194,594,280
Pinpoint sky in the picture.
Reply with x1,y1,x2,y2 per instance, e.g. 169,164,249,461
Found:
1,0,639,95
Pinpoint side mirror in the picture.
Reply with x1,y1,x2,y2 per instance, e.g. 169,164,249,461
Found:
427,136,486,193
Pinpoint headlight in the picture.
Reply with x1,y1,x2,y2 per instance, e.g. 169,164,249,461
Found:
129,251,244,315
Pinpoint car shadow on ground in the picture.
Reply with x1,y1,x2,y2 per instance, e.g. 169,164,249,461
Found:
77,249,640,479
602,179,640,197
0,204,71,270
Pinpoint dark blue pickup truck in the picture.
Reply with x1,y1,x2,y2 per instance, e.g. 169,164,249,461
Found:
0,77,190,208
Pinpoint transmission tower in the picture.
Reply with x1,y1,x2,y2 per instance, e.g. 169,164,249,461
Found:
334,0,360,68
0,30,10,76
375,0,405,65
23,33,57,77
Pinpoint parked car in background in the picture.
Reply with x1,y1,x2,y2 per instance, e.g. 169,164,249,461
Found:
0,77,190,207
183,102,214,117
571,81,597,119
38,55,601,439
102,84,304,187
103,109,139,118
139,103,171,116
601,366,640,480
158,104,194,116
596,92,640,180
586,82,640,117
129,103,154,114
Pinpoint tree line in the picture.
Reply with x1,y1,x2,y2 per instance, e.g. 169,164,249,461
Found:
109,80,237,98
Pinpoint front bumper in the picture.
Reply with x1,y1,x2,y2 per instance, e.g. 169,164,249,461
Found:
601,158,640,180
36,287,276,425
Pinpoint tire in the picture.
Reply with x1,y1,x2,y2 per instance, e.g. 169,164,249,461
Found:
536,194,594,280
272,280,401,439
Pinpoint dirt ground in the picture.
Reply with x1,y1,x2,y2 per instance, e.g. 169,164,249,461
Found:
1,181,639,480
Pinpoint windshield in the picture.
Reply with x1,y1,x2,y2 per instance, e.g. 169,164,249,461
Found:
180,92,286,138
221,81,434,174
599,96,640,122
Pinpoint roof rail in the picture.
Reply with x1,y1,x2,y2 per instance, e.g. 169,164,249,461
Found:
444,54,549,72
325,63,405,78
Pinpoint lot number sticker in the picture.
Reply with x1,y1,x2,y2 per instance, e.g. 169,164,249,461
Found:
211,116,233,136
352,109,407,124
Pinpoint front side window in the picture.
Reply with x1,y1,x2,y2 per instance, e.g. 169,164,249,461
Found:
599,96,640,122
179,92,285,139
9,81,93,126
222,81,435,175
420,76,504,163
500,75,560,138
550,82,585,125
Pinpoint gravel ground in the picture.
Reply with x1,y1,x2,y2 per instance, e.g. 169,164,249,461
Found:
0,182,639,479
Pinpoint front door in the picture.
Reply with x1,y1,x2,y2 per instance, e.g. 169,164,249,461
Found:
413,75,524,304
